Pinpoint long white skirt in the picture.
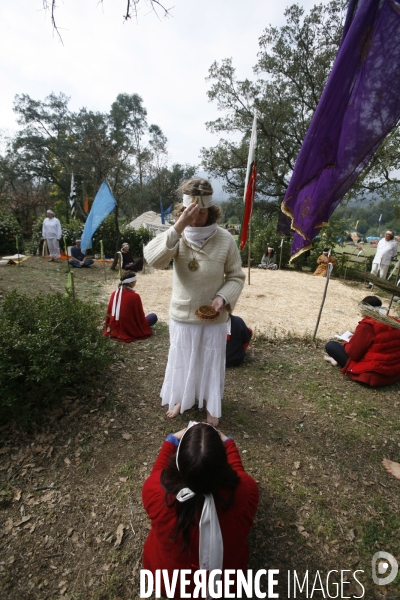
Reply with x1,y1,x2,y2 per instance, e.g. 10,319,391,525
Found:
161,319,227,418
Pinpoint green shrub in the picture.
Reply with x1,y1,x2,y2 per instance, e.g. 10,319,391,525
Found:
240,224,291,268
304,219,348,275
91,214,119,256
0,210,24,255
0,291,115,422
61,220,85,249
118,225,154,257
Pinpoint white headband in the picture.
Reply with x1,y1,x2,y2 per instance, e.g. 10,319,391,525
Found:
175,421,224,576
47,210,54,215
182,194,213,208
120,276,136,285
111,277,136,321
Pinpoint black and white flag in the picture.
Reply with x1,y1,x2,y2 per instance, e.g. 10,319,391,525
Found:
69,173,76,217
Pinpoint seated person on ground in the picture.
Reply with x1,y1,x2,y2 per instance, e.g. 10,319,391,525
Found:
226,315,253,368
69,239,94,268
258,247,277,270
324,296,400,387
142,422,259,600
313,248,337,276
104,271,157,342
120,242,143,272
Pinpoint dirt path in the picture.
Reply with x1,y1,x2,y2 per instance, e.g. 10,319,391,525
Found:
105,268,374,340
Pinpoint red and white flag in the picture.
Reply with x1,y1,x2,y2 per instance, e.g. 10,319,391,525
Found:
239,111,257,251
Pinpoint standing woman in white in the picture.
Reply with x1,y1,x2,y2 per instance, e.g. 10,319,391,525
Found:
370,230,398,280
42,210,62,262
144,178,245,426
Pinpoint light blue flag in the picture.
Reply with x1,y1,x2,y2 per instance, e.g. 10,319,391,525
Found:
81,180,116,253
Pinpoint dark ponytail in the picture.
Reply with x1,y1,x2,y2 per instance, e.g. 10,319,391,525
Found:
160,424,239,550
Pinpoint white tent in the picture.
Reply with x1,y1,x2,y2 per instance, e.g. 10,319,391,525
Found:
128,211,171,235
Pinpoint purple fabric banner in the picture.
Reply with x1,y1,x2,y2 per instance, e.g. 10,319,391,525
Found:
282,0,400,259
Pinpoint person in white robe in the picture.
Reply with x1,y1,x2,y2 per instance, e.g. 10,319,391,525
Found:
42,210,62,262
370,230,398,280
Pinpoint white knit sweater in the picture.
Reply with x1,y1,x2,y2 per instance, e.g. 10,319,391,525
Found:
144,226,245,325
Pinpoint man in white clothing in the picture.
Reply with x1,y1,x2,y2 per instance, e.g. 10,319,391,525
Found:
42,210,62,262
370,230,398,280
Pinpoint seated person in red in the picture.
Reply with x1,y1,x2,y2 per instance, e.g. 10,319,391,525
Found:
104,271,157,342
324,296,400,387
142,422,259,600
120,242,143,272
226,315,253,367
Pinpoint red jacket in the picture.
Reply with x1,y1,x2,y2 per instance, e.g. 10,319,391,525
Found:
142,439,259,599
104,288,152,342
341,316,400,386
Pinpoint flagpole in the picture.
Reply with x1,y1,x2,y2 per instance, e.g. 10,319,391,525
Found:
279,238,284,270
313,262,333,341
100,240,107,282
16,235,21,267
247,218,251,285
71,271,76,300
64,235,71,274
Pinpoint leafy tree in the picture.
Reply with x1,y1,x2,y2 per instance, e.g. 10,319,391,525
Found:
0,210,24,254
202,0,400,211
1,92,192,241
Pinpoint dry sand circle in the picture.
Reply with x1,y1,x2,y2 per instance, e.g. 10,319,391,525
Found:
105,268,373,341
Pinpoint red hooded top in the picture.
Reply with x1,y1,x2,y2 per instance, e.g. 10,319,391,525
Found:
104,288,152,342
142,439,259,599
341,316,400,386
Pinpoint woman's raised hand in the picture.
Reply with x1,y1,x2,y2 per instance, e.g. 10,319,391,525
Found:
174,203,199,235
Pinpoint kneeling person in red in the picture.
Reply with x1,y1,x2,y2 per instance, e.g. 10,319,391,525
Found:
104,271,157,342
142,421,259,599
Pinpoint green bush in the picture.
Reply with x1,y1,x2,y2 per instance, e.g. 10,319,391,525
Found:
0,291,115,422
240,223,291,268
303,218,348,275
118,225,154,257
91,214,120,256
0,210,24,255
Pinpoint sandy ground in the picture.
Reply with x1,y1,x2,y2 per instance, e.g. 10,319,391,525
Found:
105,268,376,340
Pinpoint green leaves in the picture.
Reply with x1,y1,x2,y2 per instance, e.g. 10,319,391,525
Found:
202,0,400,205
0,291,114,421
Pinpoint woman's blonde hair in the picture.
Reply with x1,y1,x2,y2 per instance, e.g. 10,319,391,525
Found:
177,178,213,197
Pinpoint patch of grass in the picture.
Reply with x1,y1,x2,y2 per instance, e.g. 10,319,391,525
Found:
118,460,137,478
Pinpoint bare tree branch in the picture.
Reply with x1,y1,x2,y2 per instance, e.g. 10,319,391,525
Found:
42,0,173,42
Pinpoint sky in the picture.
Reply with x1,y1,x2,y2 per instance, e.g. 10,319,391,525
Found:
0,0,329,198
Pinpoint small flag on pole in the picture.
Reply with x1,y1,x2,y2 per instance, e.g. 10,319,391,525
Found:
239,110,257,251
355,220,359,230
379,214,382,222
69,173,76,217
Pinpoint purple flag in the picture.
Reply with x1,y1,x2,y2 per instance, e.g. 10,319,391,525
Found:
282,0,400,260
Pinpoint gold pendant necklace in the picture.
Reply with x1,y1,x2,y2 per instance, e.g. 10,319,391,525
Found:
188,259,199,271
188,246,202,271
